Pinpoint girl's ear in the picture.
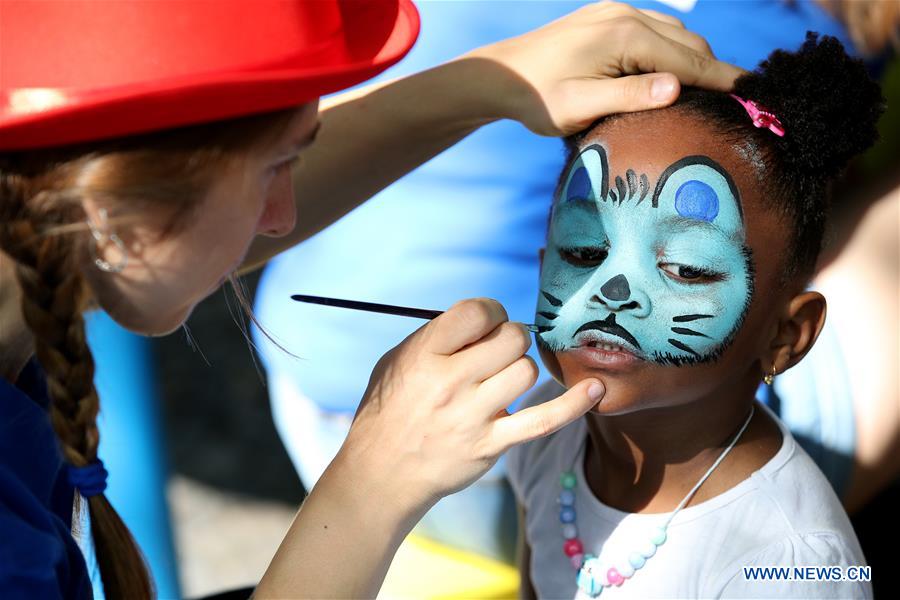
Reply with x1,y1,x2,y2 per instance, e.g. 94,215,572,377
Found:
768,291,827,375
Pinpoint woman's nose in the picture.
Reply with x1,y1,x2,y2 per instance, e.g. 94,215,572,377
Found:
257,168,297,237
588,273,651,317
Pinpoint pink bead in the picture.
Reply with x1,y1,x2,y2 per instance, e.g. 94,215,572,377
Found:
607,567,625,586
569,553,584,570
563,538,584,557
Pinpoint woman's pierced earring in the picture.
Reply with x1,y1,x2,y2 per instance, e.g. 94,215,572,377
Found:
763,363,777,386
87,208,128,273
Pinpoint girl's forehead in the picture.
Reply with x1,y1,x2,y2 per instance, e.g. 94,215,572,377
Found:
578,109,738,177
568,110,774,223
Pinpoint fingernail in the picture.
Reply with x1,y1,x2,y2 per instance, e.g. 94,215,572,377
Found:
587,382,605,401
651,76,677,102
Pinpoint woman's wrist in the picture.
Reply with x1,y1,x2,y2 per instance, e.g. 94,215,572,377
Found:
257,445,429,598
327,439,434,532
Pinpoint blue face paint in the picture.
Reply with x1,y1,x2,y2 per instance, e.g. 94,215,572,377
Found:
675,180,719,222
536,146,754,365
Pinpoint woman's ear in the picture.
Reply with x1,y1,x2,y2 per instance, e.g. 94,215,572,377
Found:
768,291,827,375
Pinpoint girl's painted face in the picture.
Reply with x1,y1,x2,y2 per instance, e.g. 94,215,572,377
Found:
536,144,753,366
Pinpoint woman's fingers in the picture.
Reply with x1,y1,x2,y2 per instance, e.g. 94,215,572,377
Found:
491,379,606,451
637,8,685,29
424,298,508,356
450,321,532,382
475,355,540,415
623,25,741,91
634,8,715,58
565,73,681,120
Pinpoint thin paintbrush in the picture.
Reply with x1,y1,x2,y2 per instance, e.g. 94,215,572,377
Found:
291,294,541,333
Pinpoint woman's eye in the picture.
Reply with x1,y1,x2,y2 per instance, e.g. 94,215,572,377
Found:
560,246,607,267
660,263,723,283
271,160,293,174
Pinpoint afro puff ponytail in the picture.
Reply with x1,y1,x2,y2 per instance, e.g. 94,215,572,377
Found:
733,32,884,179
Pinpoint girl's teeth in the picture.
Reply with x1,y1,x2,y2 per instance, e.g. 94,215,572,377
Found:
588,341,625,352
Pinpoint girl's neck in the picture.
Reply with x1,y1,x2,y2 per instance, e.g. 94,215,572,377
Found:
582,375,783,514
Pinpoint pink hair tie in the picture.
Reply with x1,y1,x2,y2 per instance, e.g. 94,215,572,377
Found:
730,94,786,137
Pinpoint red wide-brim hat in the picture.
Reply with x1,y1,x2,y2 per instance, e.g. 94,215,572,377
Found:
0,0,419,150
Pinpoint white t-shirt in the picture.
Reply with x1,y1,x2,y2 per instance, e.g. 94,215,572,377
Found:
507,381,871,599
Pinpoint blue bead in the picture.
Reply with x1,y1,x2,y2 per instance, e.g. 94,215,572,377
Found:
674,179,719,222
629,552,646,569
577,556,604,596
560,506,576,524
559,489,576,506
650,526,667,546
562,523,578,539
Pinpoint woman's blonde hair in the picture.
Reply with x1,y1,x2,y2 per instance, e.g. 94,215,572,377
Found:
0,107,297,598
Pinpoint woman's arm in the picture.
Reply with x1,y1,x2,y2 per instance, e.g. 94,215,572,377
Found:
241,3,742,271
254,299,605,598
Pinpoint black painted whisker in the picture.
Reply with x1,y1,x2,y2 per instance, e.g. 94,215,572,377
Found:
673,314,714,322
538,311,559,320
541,291,563,307
668,338,700,356
536,325,556,334
608,189,618,204
671,327,710,338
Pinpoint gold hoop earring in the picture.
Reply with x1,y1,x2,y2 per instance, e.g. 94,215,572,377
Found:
763,363,777,386
87,208,128,273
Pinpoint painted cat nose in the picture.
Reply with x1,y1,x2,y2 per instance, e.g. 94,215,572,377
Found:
590,273,650,316
600,274,630,301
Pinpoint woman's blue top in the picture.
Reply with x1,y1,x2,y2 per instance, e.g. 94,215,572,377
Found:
0,359,92,599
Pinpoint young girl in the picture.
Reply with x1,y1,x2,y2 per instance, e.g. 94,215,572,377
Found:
508,34,883,599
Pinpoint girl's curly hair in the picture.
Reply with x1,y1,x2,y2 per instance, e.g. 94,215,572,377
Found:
565,32,885,281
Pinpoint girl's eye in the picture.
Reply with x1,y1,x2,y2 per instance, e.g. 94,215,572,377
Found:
660,263,724,283
560,246,608,267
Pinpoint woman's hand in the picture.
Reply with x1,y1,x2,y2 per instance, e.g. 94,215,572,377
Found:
258,299,603,598
465,2,745,136
338,298,604,519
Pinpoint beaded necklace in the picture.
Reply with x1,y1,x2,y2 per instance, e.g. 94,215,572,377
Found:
560,405,755,596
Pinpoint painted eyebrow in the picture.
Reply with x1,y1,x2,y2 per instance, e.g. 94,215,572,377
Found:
552,197,600,216
658,215,738,240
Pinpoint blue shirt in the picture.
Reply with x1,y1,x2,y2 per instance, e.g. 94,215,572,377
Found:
0,360,92,600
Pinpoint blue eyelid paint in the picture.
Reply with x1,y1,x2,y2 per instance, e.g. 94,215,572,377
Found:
675,179,719,222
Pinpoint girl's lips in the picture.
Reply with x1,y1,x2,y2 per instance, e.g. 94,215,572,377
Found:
565,344,644,370
563,331,646,370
